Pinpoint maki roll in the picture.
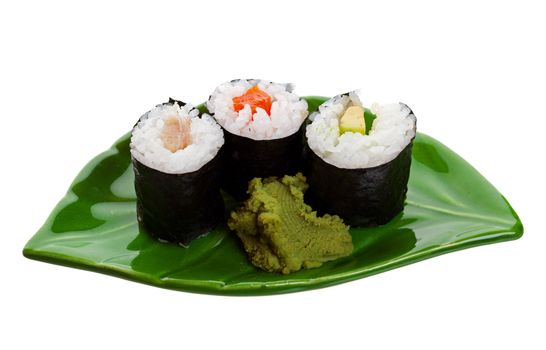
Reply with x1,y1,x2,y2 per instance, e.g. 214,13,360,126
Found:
304,91,417,226
206,79,309,199
130,99,225,246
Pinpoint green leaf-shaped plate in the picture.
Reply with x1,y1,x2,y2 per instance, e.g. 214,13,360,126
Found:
23,97,523,296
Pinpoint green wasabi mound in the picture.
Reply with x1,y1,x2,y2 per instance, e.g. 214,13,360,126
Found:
228,173,353,274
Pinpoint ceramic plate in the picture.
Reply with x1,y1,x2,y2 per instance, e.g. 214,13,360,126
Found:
23,97,523,295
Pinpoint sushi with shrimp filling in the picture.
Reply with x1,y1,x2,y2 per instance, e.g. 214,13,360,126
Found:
206,79,308,199
130,99,225,246
304,91,417,226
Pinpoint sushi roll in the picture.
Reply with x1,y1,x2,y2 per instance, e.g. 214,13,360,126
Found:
130,99,225,246
206,79,309,199
304,91,417,226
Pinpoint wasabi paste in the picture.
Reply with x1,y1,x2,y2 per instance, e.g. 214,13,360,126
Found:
228,173,353,274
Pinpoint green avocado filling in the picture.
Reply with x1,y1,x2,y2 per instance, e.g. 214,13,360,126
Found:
228,173,353,274
339,106,366,135
339,105,377,136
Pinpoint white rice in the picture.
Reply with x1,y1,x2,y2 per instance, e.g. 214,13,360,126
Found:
206,79,309,140
131,102,224,174
306,91,416,169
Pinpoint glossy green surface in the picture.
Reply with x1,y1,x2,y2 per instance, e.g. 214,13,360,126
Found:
23,97,523,296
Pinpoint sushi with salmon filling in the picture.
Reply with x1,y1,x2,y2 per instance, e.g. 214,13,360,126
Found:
304,91,417,226
130,99,225,246
206,79,309,199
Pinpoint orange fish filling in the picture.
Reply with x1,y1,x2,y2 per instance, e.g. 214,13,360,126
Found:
232,85,272,115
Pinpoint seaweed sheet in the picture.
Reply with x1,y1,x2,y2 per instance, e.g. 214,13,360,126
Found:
220,127,303,199
303,120,415,227
132,152,224,246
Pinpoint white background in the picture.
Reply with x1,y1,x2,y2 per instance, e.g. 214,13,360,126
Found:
1,1,544,349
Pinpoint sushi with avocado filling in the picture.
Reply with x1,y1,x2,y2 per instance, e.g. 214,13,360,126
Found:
206,79,309,199
304,91,417,226
130,99,225,246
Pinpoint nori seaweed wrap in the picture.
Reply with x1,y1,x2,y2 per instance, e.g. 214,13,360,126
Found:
130,99,225,245
219,127,303,199
304,91,417,226
132,153,224,245
304,142,413,226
